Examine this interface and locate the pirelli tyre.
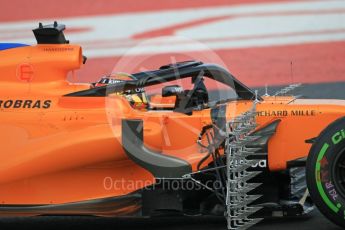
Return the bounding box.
[307,116,345,228]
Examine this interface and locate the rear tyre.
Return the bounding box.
[307,117,345,228]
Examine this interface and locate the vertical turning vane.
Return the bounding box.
[225,102,264,230]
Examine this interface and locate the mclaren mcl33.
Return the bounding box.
[1,22,345,230]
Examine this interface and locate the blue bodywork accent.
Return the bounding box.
[0,43,29,51]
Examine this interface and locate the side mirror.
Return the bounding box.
[162,85,183,97]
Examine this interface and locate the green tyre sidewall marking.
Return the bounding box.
[307,116,345,229]
[315,143,339,213]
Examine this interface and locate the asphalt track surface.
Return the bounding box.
[0,211,340,230]
[0,210,341,230]
[0,82,344,230]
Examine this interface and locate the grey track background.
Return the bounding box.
[1,82,344,230]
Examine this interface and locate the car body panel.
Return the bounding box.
[0,39,344,215]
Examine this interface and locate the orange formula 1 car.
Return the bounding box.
[1,22,345,230]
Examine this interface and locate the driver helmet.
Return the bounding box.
[93,72,148,110]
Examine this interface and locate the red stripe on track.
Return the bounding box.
[74,41,345,87]
[1,0,295,22]
[132,9,345,40]
[133,15,232,39]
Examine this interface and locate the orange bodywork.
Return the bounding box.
[0,44,344,207]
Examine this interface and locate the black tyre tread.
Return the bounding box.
[306,116,345,228]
